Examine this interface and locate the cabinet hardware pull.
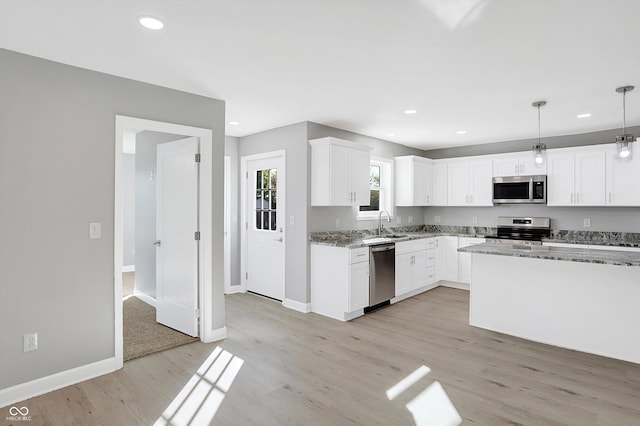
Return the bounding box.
[515,164,518,174]
[609,192,612,203]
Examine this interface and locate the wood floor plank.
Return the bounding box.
[7,287,640,425]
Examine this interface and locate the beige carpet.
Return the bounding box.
[122,272,198,361]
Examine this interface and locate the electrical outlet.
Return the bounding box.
[472,216,478,224]
[583,218,591,228]
[434,216,441,223]
[24,333,38,352]
[335,218,340,229]
[290,215,295,226]
[408,215,413,224]
[397,216,402,225]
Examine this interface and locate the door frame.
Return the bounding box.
[114,115,215,370]
[224,155,231,293]
[240,150,286,296]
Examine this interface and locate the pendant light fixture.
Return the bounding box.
[615,85,635,160]
[532,101,547,166]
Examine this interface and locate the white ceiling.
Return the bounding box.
[1,0,639,150]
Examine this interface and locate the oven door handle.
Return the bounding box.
[529,178,534,201]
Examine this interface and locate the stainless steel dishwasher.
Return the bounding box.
[368,243,395,310]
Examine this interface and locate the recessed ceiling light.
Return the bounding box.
[138,16,164,30]
[456,130,467,135]
[228,121,240,125]
[577,113,592,118]
[388,133,396,137]
[404,109,418,115]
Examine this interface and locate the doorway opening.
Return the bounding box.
[114,116,215,369]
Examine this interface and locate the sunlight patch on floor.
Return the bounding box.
[154,346,244,426]
[387,364,462,426]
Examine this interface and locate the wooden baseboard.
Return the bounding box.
[282,298,312,313]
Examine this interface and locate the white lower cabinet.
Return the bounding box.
[395,239,427,297]
[311,245,369,321]
[458,237,486,284]
[435,236,459,282]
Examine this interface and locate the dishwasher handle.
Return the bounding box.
[370,244,395,252]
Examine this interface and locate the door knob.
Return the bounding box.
[153,240,162,246]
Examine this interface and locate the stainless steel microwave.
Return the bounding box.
[492,175,547,204]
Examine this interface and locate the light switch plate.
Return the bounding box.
[473,216,478,224]
[583,218,591,228]
[89,222,101,239]
[335,218,340,229]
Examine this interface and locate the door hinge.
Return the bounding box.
[195,231,201,240]
[245,272,248,280]
[195,308,201,319]
[245,222,248,230]
[245,171,248,179]
[195,153,201,163]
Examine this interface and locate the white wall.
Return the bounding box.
[122,153,135,267]
[224,136,241,287]
[0,48,226,390]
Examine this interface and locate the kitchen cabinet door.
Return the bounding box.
[447,162,470,206]
[546,152,575,206]
[493,157,521,177]
[458,237,485,284]
[395,252,414,296]
[606,147,640,206]
[574,150,605,205]
[412,250,427,290]
[469,160,493,205]
[351,147,372,206]
[432,162,448,205]
[348,260,370,311]
[436,236,459,282]
[329,144,353,206]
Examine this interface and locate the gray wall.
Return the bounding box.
[238,122,309,303]
[224,136,241,287]
[423,127,640,232]
[424,126,640,159]
[0,48,226,390]
[134,132,188,298]
[122,154,135,267]
[307,122,426,232]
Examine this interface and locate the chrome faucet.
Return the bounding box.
[378,210,391,235]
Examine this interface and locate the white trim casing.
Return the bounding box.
[115,116,219,368]
[0,357,116,409]
[282,298,312,313]
[225,285,245,295]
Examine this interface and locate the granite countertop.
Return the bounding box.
[458,242,640,267]
[309,226,494,248]
[309,225,640,249]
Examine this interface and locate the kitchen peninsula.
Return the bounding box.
[459,243,640,364]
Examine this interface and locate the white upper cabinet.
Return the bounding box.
[606,144,640,206]
[547,147,606,206]
[395,156,431,206]
[493,152,546,177]
[310,137,372,206]
[431,162,448,206]
[447,159,493,206]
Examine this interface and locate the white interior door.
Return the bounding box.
[244,153,285,300]
[156,137,199,337]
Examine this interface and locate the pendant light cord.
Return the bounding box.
[622,89,627,134]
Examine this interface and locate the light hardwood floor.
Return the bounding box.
[8,287,640,425]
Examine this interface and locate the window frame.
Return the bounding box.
[357,156,394,220]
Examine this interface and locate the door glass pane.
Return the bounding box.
[255,168,278,232]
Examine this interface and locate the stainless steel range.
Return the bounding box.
[486,216,551,246]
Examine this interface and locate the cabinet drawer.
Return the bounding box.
[426,266,436,284]
[350,247,370,264]
[396,238,426,255]
[425,238,436,249]
[425,249,436,267]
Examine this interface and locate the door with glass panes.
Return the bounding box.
[245,153,285,300]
